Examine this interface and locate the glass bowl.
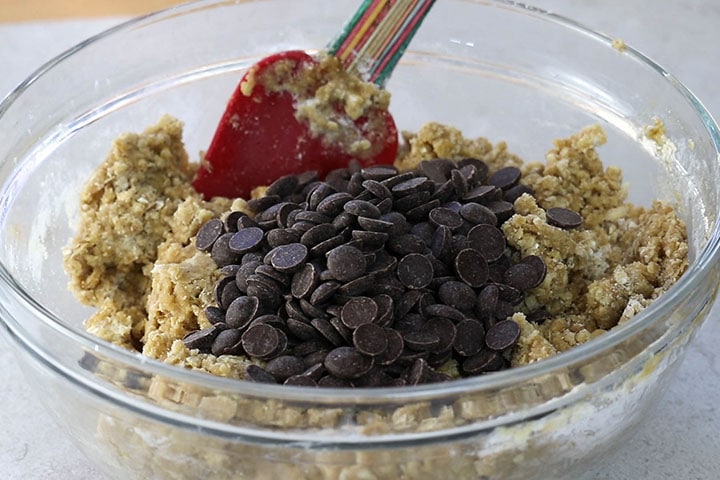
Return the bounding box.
[1,0,718,478]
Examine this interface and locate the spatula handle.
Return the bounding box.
[328,0,436,87]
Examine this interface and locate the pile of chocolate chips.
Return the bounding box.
[184,158,581,388]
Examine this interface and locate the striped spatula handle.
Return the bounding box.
[328,0,437,87]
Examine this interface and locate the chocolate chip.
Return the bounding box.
[454,248,489,287]
[326,244,366,282]
[438,280,476,311]
[237,215,258,229]
[340,296,378,328]
[286,318,320,341]
[300,223,336,247]
[374,329,404,365]
[391,176,431,196]
[265,174,299,198]
[361,179,393,200]
[235,261,261,293]
[467,224,506,261]
[546,207,583,229]
[353,323,388,356]
[424,304,464,322]
[521,255,547,287]
[290,263,319,299]
[276,202,302,228]
[196,218,224,252]
[388,233,427,256]
[217,277,242,310]
[307,182,335,210]
[351,229,389,245]
[284,375,318,387]
[317,375,354,388]
[266,228,301,248]
[225,295,259,330]
[493,299,515,322]
[299,298,328,320]
[293,340,329,358]
[357,216,394,232]
[462,349,505,374]
[428,207,464,230]
[459,202,497,226]
[210,233,241,267]
[485,319,521,351]
[463,185,499,203]
[204,305,225,325]
[486,200,515,223]
[312,192,351,217]
[247,194,281,212]
[373,294,394,327]
[497,283,524,305]
[267,243,308,272]
[453,319,485,357]
[419,159,454,182]
[397,253,434,289]
[224,211,247,232]
[410,221,435,246]
[255,264,289,286]
[361,165,398,181]
[344,199,381,218]
[458,164,480,184]
[324,347,374,379]
[406,358,435,385]
[310,234,346,257]
[309,280,341,305]
[241,324,281,358]
[294,210,332,225]
[228,227,264,254]
[421,317,456,353]
[183,325,222,350]
[476,284,499,318]
[246,364,278,383]
[301,361,326,379]
[394,190,431,212]
[211,328,244,356]
[337,274,375,297]
[394,290,423,319]
[504,184,533,204]
[450,169,468,197]
[405,199,441,221]
[329,316,354,344]
[311,318,345,347]
[527,309,551,324]
[431,179,456,203]
[458,158,489,182]
[503,262,540,291]
[265,355,306,382]
[488,166,521,190]
[403,331,440,352]
[431,225,453,260]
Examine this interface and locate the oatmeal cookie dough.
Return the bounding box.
[64,117,687,373]
[63,116,231,351]
[241,54,391,158]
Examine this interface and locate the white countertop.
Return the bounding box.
[1,1,718,479]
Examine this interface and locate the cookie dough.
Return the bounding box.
[64,116,688,374]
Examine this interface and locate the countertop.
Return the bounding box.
[1,1,718,479]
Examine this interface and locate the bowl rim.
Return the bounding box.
[1,0,719,405]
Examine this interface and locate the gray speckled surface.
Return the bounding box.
[1,1,718,478]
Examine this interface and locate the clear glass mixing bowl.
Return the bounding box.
[0,1,718,479]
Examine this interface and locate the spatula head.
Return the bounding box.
[193,51,398,199]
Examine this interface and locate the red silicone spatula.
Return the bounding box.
[193,0,437,199]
